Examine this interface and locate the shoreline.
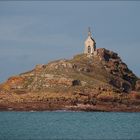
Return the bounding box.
[0,102,140,112]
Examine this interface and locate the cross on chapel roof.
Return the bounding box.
[88,27,92,37]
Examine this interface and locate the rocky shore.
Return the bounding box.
[0,101,140,112]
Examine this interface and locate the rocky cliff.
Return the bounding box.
[0,48,140,111]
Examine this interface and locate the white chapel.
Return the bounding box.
[84,27,96,55]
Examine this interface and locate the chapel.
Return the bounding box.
[84,27,96,55]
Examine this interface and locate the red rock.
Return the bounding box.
[135,80,140,91]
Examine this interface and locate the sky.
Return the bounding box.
[0,1,140,83]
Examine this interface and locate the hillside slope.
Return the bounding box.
[0,48,140,111]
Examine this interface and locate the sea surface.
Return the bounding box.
[0,111,140,140]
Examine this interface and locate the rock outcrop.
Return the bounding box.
[96,48,137,92]
[0,48,140,112]
[135,80,140,91]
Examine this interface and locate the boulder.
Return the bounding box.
[72,80,81,86]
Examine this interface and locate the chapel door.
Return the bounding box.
[88,46,91,53]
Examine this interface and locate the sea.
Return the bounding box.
[0,111,140,140]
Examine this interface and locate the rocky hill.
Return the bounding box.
[0,48,140,112]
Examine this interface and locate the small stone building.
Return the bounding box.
[84,27,96,55]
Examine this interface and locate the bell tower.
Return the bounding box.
[84,27,96,55]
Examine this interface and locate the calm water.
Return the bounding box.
[0,111,140,140]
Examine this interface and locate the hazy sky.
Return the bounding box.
[0,1,140,82]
